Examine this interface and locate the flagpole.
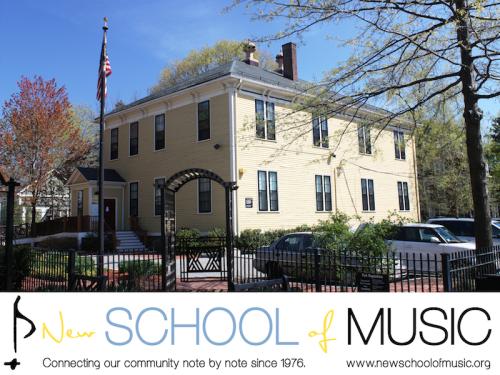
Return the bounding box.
[98,17,108,275]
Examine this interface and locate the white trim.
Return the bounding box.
[196,178,212,214]
[196,99,211,142]
[153,113,166,152]
[153,176,166,217]
[229,86,239,234]
[104,76,235,125]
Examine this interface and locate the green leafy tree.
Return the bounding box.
[150,40,277,93]
[416,106,473,218]
[231,0,500,248]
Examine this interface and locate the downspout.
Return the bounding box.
[228,79,242,235]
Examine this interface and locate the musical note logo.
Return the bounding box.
[4,296,37,370]
[308,309,336,353]
[4,358,20,370]
[13,295,36,353]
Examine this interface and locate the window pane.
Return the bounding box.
[154,178,165,216]
[198,101,210,141]
[399,131,406,159]
[77,190,83,216]
[255,100,265,139]
[368,179,375,211]
[394,130,401,159]
[324,176,332,211]
[269,172,278,211]
[320,117,329,148]
[110,128,119,160]
[361,179,368,211]
[312,117,321,146]
[315,175,324,211]
[258,171,268,211]
[365,126,371,154]
[130,122,138,156]
[266,102,275,140]
[403,182,410,210]
[130,182,138,217]
[155,114,165,150]
[198,178,211,213]
[358,125,365,154]
[398,182,404,211]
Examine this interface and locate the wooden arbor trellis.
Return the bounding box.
[156,168,238,291]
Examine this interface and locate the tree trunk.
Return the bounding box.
[455,0,492,250]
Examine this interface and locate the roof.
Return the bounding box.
[76,167,125,182]
[105,60,401,124]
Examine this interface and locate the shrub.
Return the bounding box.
[176,228,200,240]
[0,245,32,290]
[118,260,158,277]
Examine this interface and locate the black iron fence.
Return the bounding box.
[3,242,500,292]
[20,247,175,292]
[443,246,500,292]
[233,248,444,292]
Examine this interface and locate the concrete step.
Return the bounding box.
[115,231,146,251]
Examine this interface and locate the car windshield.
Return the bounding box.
[434,226,462,243]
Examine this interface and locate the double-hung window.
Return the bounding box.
[315,175,333,211]
[397,181,410,211]
[154,178,166,216]
[155,114,165,150]
[258,171,278,211]
[110,128,119,160]
[312,116,329,148]
[129,182,138,217]
[129,121,139,156]
[197,101,210,141]
[77,190,83,216]
[358,124,372,154]
[255,100,276,140]
[198,178,211,213]
[361,178,376,211]
[394,130,406,160]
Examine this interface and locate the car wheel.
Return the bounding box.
[265,262,283,279]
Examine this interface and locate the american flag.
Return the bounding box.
[96,33,112,101]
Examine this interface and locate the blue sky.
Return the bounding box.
[0,0,497,122]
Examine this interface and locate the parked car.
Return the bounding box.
[385,223,476,273]
[427,218,500,246]
[253,232,404,283]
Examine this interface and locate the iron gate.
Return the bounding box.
[177,237,227,281]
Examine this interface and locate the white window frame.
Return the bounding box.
[255,99,276,141]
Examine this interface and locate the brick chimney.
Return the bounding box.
[242,40,259,67]
[282,42,298,81]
